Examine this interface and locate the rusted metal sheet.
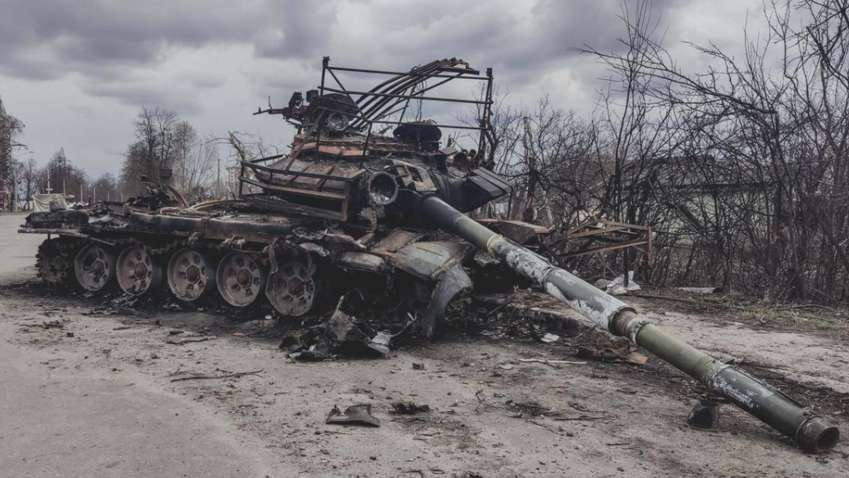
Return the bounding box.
[23,210,89,230]
[127,211,299,243]
[388,241,471,281]
[565,219,652,261]
[339,252,385,272]
[371,229,421,254]
[476,218,551,244]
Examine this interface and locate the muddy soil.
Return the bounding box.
[1,214,848,477]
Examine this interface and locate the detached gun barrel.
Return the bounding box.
[421,196,838,453]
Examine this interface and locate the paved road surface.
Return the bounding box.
[0,214,288,477]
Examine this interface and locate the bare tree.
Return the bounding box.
[1,97,25,210]
[582,0,849,303]
[91,173,118,203]
[39,149,88,202]
[18,157,38,210]
[120,107,181,197]
[172,120,197,192]
[176,135,219,202]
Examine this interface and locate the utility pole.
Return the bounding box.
[61,151,66,196]
[520,116,538,223]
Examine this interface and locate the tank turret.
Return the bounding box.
[247,57,502,224]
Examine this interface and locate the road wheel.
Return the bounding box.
[167,248,215,302]
[73,244,115,292]
[116,244,161,295]
[265,255,317,317]
[216,252,264,307]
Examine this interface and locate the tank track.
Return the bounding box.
[36,236,83,287]
[36,236,186,290]
[35,233,320,315]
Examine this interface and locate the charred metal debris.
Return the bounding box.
[18,57,839,453]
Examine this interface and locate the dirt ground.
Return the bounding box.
[1,213,848,478]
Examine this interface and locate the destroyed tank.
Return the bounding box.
[20,57,839,453]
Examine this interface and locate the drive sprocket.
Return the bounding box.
[36,237,82,287]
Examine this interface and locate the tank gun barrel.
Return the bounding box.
[421,196,839,453]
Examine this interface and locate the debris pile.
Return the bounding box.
[286,297,413,361]
[575,329,648,365]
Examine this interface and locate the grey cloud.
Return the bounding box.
[0,57,58,81]
[0,0,688,91]
[0,0,274,80]
[251,1,339,59]
[81,82,202,115]
[184,73,227,90]
[246,1,687,89]
[0,0,755,181]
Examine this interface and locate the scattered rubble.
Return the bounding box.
[605,271,641,295]
[518,358,586,367]
[18,319,66,330]
[170,369,264,383]
[166,335,214,346]
[575,329,648,365]
[687,399,721,429]
[390,401,431,415]
[505,400,553,418]
[540,333,560,343]
[326,404,381,427]
[286,296,418,361]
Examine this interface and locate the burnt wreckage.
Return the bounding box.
[19,57,839,453]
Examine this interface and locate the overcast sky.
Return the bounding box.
[0,0,763,179]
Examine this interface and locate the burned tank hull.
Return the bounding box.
[20,58,511,331]
[19,57,839,453]
[21,198,512,328]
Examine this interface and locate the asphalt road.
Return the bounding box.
[0,214,289,478]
